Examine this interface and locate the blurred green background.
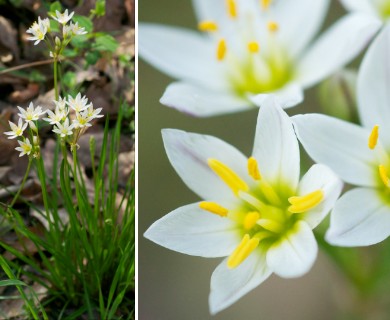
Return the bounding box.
[139,1,354,319]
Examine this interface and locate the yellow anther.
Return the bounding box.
[199,201,228,217]
[243,211,260,230]
[198,20,218,32]
[216,39,227,61]
[267,21,279,33]
[227,234,259,269]
[247,41,260,54]
[379,165,390,187]
[368,125,379,150]
[226,0,237,18]
[208,158,249,195]
[261,0,272,10]
[247,157,261,180]
[257,219,284,233]
[288,190,324,213]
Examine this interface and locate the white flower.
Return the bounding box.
[26,17,50,45]
[293,25,390,247]
[84,104,103,120]
[54,97,68,112]
[52,118,74,137]
[340,0,389,22]
[17,102,46,123]
[139,0,380,117]
[4,118,28,139]
[43,107,67,125]
[15,138,33,157]
[67,93,90,113]
[69,22,87,35]
[72,111,93,128]
[51,9,74,24]
[145,102,342,314]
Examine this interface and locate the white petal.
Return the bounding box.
[326,188,390,246]
[293,114,385,187]
[297,164,343,228]
[267,221,317,278]
[144,203,240,257]
[160,82,251,117]
[339,0,379,17]
[162,129,249,203]
[139,23,225,88]
[358,24,390,150]
[209,251,271,315]
[248,83,304,109]
[297,13,381,88]
[252,100,300,190]
[271,0,330,57]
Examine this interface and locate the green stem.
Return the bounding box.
[9,159,32,209]
[54,58,59,100]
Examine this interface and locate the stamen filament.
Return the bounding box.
[199,201,228,217]
[379,165,390,187]
[243,211,260,230]
[198,20,218,32]
[288,190,324,213]
[238,191,268,212]
[257,218,284,233]
[247,157,261,180]
[368,125,379,150]
[226,0,237,18]
[227,234,259,269]
[208,158,249,195]
[259,180,282,206]
[217,39,227,61]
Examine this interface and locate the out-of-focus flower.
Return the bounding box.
[17,102,45,124]
[4,119,28,139]
[53,118,74,138]
[50,9,74,25]
[69,22,87,36]
[26,17,50,45]
[145,102,342,313]
[15,138,33,157]
[139,0,380,116]
[67,93,90,113]
[293,25,390,247]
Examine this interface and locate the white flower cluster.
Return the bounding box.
[4,94,102,157]
[26,9,87,56]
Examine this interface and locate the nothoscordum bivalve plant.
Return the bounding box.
[340,0,390,22]
[139,0,380,116]
[144,102,342,314]
[293,25,390,247]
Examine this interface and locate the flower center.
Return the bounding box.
[199,156,323,269]
[198,0,293,97]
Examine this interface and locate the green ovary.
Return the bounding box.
[227,49,293,97]
[379,0,390,18]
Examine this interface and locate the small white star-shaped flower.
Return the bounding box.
[15,138,33,157]
[51,9,74,25]
[4,118,28,139]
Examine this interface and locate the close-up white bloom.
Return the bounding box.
[67,93,90,113]
[4,118,28,139]
[52,118,75,138]
[293,25,390,247]
[51,9,74,25]
[139,0,380,116]
[26,17,50,45]
[84,104,103,120]
[145,102,342,314]
[15,138,33,157]
[17,102,46,123]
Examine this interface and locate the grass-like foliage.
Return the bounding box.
[1,104,135,318]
